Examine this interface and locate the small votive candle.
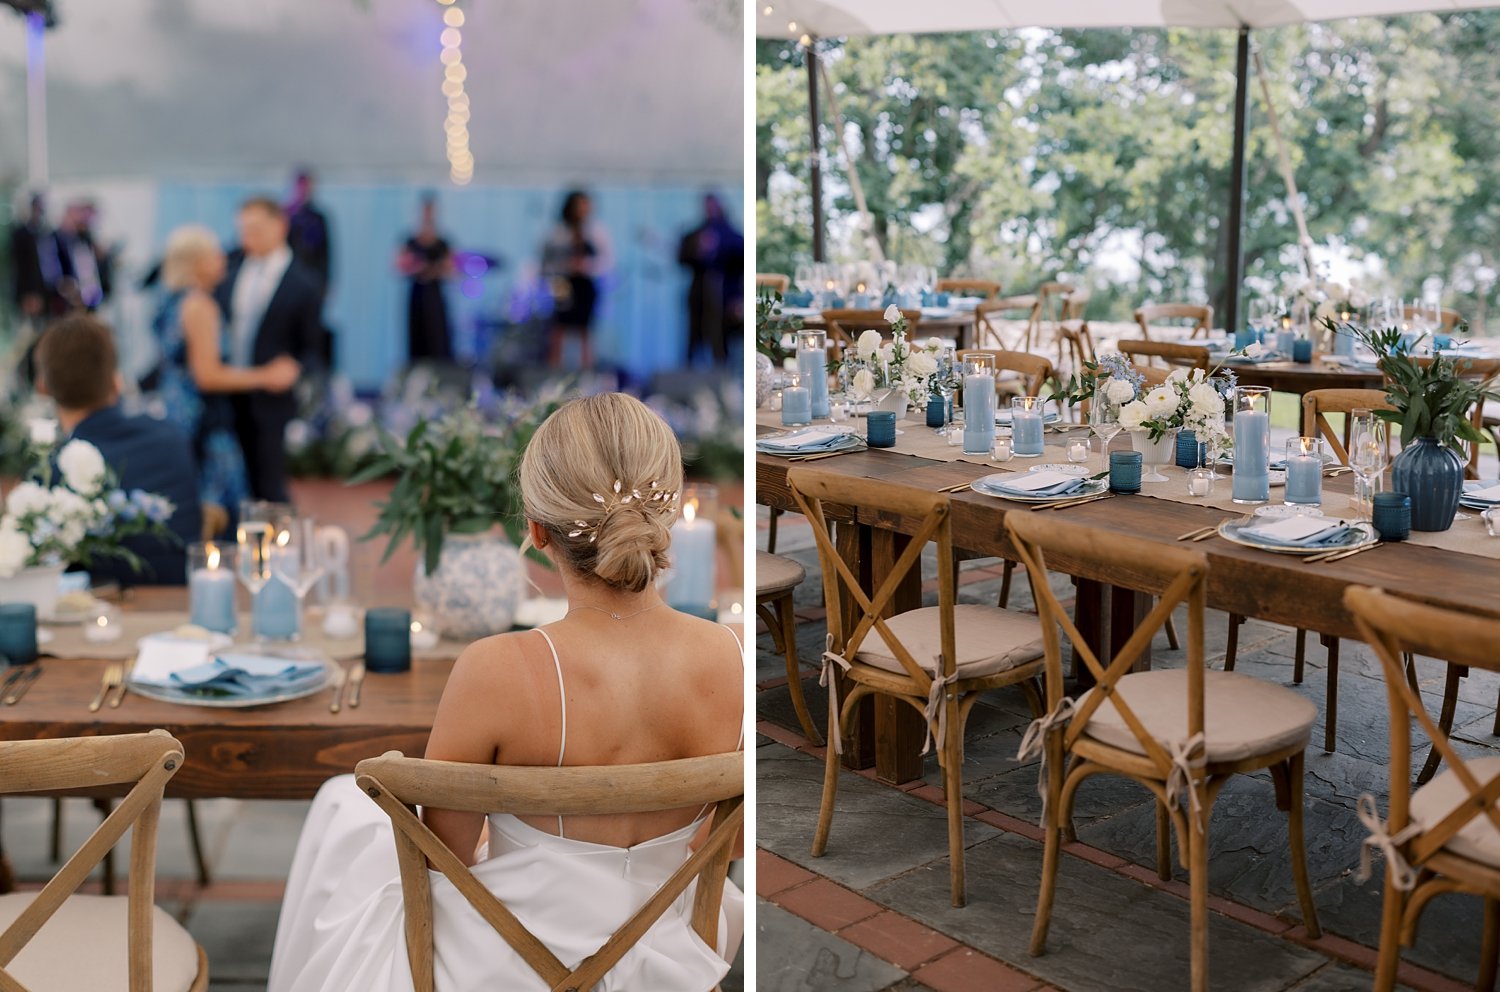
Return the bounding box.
[1067,438,1089,463]
[1188,467,1215,497]
[321,602,359,640]
[1483,507,1500,538]
[83,605,122,643]
[991,437,1013,462]
[947,422,965,446]
[410,616,440,651]
[781,373,811,426]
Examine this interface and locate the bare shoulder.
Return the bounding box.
[179,291,218,326]
[448,629,542,689]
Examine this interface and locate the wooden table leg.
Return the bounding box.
[871,528,927,785]
[1072,578,1153,690]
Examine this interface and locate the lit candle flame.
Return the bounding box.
[206,545,220,570]
[683,501,697,525]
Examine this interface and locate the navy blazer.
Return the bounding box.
[69,406,202,587]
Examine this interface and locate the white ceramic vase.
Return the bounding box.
[874,389,909,416]
[0,562,67,620]
[1135,429,1178,484]
[413,532,525,640]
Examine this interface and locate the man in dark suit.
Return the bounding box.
[285,170,336,366]
[215,195,323,503]
[7,193,51,321]
[48,198,113,314]
[34,314,201,586]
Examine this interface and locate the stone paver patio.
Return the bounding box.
[755,506,1496,992]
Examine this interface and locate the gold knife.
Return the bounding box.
[347,662,366,709]
[329,665,348,714]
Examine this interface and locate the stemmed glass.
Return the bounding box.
[793,263,815,299]
[1349,417,1388,520]
[934,348,957,434]
[238,500,295,639]
[1089,386,1123,455]
[271,518,327,640]
[1247,298,1272,342]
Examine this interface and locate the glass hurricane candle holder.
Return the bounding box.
[780,372,811,426]
[796,329,830,419]
[1284,437,1325,506]
[1231,386,1272,504]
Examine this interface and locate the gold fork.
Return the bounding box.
[1177,525,1216,541]
[109,657,134,708]
[89,664,122,713]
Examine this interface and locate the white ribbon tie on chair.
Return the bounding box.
[1164,732,1208,831]
[820,634,853,755]
[1016,696,1076,825]
[921,657,957,758]
[1354,792,1421,891]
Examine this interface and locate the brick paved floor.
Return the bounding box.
[756,506,1497,992]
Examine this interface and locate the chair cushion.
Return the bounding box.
[0,893,200,992]
[756,552,806,597]
[1079,668,1316,763]
[1409,755,1500,869]
[852,604,1044,679]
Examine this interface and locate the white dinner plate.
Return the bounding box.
[969,476,1108,504]
[1216,519,1376,556]
[1026,463,1090,477]
[125,645,334,709]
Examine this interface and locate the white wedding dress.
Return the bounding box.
[268,627,744,992]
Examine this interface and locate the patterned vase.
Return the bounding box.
[755,353,777,408]
[0,562,66,620]
[1175,429,1203,469]
[413,531,525,640]
[875,389,909,417]
[1391,435,1464,532]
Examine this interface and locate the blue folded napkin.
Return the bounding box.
[1241,517,1359,548]
[978,472,1087,498]
[169,653,326,697]
[756,427,859,454]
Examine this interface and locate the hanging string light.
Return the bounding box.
[437,1,472,185]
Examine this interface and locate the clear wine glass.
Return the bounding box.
[934,349,956,435]
[272,518,327,638]
[1350,420,1388,520]
[794,263,815,297]
[236,520,273,598]
[1090,388,1123,453]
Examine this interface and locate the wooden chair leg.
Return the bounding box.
[998,560,1015,608]
[1029,736,1064,956]
[777,594,822,745]
[1493,686,1500,737]
[1165,614,1180,651]
[1323,635,1340,754]
[1155,799,1172,881]
[1417,663,1464,786]
[1188,798,1210,992]
[1480,898,1500,992]
[185,800,212,888]
[1224,614,1244,671]
[941,699,966,908]
[1293,629,1307,684]
[811,688,844,858]
[1373,875,1405,992]
[92,798,115,895]
[766,508,781,554]
[1285,753,1322,938]
[1404,651,1420,696]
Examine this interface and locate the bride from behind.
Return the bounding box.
[268,393,744,991]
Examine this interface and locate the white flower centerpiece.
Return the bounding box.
[844,305,944,415]
[1116,350,1250,480]
[0,420,177,615]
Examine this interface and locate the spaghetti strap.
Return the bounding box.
[534,628,568,837]
[725,624,746,750]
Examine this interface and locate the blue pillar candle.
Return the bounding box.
[364,607,412,673]
[962,372,996,454]
[252,570,300,640]
[1332,324,1356,358]
[780,377,812,426]
[189,568,238,635]
[1283,437,1324,505]
[1276,329,1297,358]
[0,604,38,666]
[1231,387,1271,504]
[665,486,717,614]
[796,330,830,418]
[1010,397,1045,457]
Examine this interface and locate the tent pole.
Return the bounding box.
[1224,26,1250,336]
[806,38,825,263]
[25,11,48,188]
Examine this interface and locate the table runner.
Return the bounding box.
[756,409,1500,560]
[41,608,468,663]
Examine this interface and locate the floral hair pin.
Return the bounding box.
[566,480,680,543]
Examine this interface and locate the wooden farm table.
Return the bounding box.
[4,589,441,800]
[1217,356,1384,396]
[757,424,1500,784]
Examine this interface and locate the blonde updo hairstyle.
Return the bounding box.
[160,224,222,291]
[518,393,684,593]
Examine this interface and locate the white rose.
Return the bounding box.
[0,519,30,578]
[1143,386,1177,418]
[852,369,875,398]
[1167,366,1190,383]
[907,351,938,378]
[28,419,57,446]
[1104,378,1136,404]
[1188,382,1223,418]
[879,343,895,363]
[857,330,883,361]
[48,488,93,524]
[925,337,943,352]
[883,304,902,324]
[56,440,107,495]
[4,481,50,518]
[1118,401,1147,431]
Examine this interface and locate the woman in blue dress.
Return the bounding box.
[153,225,300,534]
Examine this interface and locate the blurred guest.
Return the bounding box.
[157,225,300,527]
[541,190,613,368]
[396,193,455,362]
[286,168,336,366]
[677,193,743,367]
[48,198,113,313]
[216,196,322,503]
[34,314,201,586]
[7,193,52,322]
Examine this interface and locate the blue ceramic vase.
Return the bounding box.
[1390,436,1464,532]
[926,394,946,428]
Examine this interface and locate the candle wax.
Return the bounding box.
[1284,455,1322,504]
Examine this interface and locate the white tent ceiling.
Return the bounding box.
[755,0,1500,36]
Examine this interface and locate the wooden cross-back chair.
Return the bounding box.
[356,750,744,992]
[1400,304,1465,333]
[933,277,1001,299]
[788,469,1045,907]
[1117,339,1211,372]
[955,349,1055,400]
[1005,514,1320,992]
[754,273,790,295]
[1135,303,1213,341]
[1026,282,1085,366]
[820,308,922,350]
[0,732,207,992]
[973,295,1041,351]
[1346,587,1500,992]
[1059,324,1098,421]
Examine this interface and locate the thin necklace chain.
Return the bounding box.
[566,602,668,622]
